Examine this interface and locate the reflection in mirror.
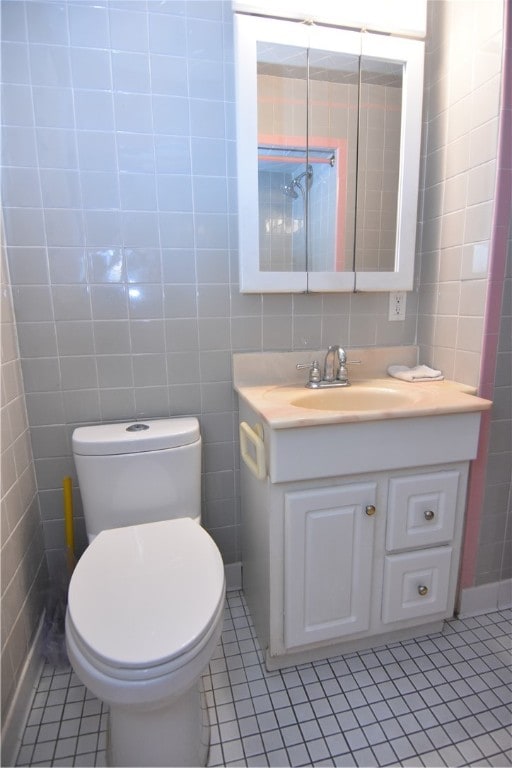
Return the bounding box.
[356,58,403,272]
[257,42,308,272]
[258,148,332,272]
[307,48,358,275]
[256,42,359,274]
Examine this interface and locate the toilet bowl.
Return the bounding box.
[66,417,225,766]
[66,518,225,767]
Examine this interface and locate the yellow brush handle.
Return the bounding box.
[63,476,74,552]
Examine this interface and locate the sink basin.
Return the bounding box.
[243,375,490,427]
[288,384,422,412]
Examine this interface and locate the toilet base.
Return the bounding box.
[107,676,210,767]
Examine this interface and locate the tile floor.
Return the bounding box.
[15,591,512,767]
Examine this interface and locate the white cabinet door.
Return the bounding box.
[284,483,376,649]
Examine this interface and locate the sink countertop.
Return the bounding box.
[235,377,493,429]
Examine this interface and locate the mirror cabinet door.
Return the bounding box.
[236,16,309,292]
[257,41,309,275]
[353,33,423,292]
[355,56,403,275]
[305,25,364,292]
[305,45,359,287]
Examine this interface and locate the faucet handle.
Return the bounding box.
[296,360,322,385]
[336,359,361,383]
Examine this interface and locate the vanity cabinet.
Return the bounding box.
[238,400,473,669]
[283,468,463,652]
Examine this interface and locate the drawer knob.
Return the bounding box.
[418,585,429,596]
[365,505,376,516]
[424,510,435,521]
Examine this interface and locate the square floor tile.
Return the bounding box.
[13,597,512,768]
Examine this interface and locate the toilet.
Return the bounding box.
[65,418,225,768]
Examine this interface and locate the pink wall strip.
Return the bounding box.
[459,0,512,591]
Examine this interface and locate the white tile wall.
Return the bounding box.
[417,0,504,388]
[1,237,48,717]
[1,0,417,577]
[418,0,509,589]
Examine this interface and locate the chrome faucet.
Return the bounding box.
[324,345,348,384]
[297,345,360,388]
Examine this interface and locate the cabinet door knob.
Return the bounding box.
[424,510,435,521]
[365,505,376,516]
[418,585,429,596]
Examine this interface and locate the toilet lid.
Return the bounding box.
[67,518,225,670]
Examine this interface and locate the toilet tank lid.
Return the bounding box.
[73,418,200,455]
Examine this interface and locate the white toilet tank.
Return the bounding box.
[72,418,201,541]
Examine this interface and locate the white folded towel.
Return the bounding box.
[387,364,444,382]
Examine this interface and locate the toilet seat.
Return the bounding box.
[67,518,225,673]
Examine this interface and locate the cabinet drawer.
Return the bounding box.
[386,470,460,552]
[382,546,452,624]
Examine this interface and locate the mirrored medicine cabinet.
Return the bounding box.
[234,14,424,293]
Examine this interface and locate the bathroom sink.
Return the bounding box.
[289,384,420,412]
[236,362,491,430]
[261,380,423,414]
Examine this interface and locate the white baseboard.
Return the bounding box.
[225,562,242,592]
[1,614,45,768]
[458,578,512,618]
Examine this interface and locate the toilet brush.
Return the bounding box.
[41,477,76,666]
[63,476,76,574]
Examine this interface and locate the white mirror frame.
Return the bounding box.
[234,13,424,293]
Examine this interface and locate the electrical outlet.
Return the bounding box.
[388,291,406,321]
